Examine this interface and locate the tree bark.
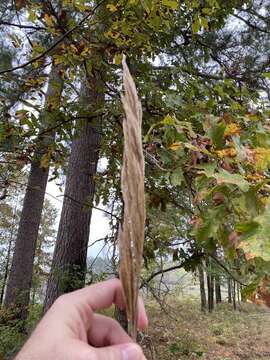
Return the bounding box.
[198,262,207,311]
[112,222,129,330]
[4,64,63,320]
[114,306,128,332]
[237,282,240,305]
[232,279,236,310]
[240,284,243,302]
[31,238,42,305]
[215,274,222,304]
[206,259,214,312]
[0,229,13,307]
[43,73,103,312]
[228,278,232,304]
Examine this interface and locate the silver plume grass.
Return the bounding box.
[119,55,145,340]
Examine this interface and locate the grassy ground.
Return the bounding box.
[1,297,270,360]
[140,297,270,360]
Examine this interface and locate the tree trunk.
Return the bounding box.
[43,73,103,312]
[112,222,129,331]
[228,278,232,304]
[240,284,243,302]
[206,259,214,312]
[198,262,207,311]
[0,229,13,307]
[31,238,42,305]
[215,274,222,304]
[114,306,128,332]
[232,279,236,310]
[237,282,240,305]
[0,192,19,307]
[4,64,64,320]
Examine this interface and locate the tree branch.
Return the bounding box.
[233,13,268,34]
[8,179,119,221]
[152,65,223,81]
[140,255,200,287]
[0,0,106,75]
[209,254,247,287]
[0,21,46,30]
[59,194,121,220]
[88,236,113,248]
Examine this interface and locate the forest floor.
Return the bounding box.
[2,296,270,360]
[141,297,270,360]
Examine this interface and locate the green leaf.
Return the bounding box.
[214,84,225,97]
[114,53,122,65]
[195,162,217,177]
[8,34,22,48]
[196,219,218,243]
[175,121,196,139]
[263,72,270,79]
[202,7,211,14]
[192,18,200,33]
[165,93,183,108]
[239,201,270,261]
[170,168,183,186]
[241,282,258,300]
[162,114,176,126]
[200,16,209,30]
[235,221,260,237]
[208,122,225,149]
[213,169,249,192]
[162,0,178,10]
[191,0,200,8]
[106,4,117,12]
[244,187,264,217]
[164,127,176,145]
[28,9,37,22]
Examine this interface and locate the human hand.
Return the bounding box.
[15,279,148,360]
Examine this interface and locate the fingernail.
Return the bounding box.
[121,343,141,360]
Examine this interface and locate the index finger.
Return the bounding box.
[68,278,148,329]
[70,279,125,310]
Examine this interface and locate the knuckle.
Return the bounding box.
[54,293,70,306]
[108,317,121,330]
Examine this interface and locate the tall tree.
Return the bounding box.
[44,70,103,311]
[0,200,18,306]
[215,274,222,304]
[206,259,214,312]
[4,63,64,319]
[228,278,232,304]
[31,199,57,304]
[198,261,207,311]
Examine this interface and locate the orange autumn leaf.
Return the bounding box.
[15,0,28,10]
[260,197,268,207]
[244,251,257,260]
[253,148,270,170]
[169,142,182,151]
[44,14,54,27]
[224,123,241,137]
[246,173,265,182]
[216,147,237,158]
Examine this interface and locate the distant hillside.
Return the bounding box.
[87,256,112,275]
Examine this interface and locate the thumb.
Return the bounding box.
[94,343,145,360]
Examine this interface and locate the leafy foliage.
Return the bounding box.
[1,0,270,356]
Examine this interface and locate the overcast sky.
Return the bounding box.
[46,180,110,258]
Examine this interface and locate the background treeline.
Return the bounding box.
[1,0,270,358]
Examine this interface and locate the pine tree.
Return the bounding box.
[4,64,64,319]
[44,71,103,311]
